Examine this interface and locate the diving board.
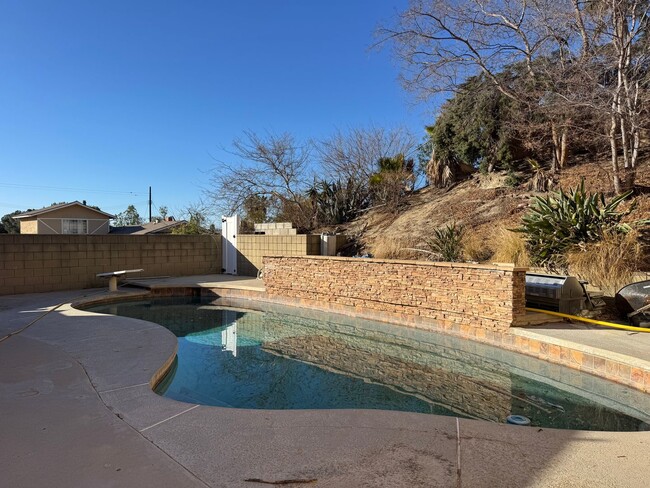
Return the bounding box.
[96,269,144,292]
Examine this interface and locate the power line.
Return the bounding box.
[0,201,31,211]
[0,182,142,196]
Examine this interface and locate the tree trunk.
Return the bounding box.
[550,122,568,173]
[610,0,638,192]
[551,123,560,174]
[559,127,568,168]
[610,112,622,195]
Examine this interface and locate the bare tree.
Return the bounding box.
[206,131,314,229]
[380,0,568,97]
[590,0,649,192]
[318,126,417,181]
[172,200,213,234]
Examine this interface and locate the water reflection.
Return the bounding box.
[87,297,650,431]
[221,321,237,357]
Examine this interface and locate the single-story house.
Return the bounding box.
[14,201,115,235]
[109,217,187,235]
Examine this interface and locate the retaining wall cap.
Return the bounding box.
[263,255,528,272]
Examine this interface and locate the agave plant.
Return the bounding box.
[517,180,644,267]
[426,222,465,262]
[306,178,369,226]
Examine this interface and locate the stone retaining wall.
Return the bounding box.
[0,234,221,295]
[263,256,527,330]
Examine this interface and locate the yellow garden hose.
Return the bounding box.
[525,307,650,333]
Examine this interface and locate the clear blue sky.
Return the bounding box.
[0,0,430,223]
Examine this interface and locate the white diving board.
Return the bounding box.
[96,269,144,292]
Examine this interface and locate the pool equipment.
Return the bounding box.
[525,273,586,315]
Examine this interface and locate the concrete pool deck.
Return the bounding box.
[1,279,650,486]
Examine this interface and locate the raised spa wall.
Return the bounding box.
[262,256,528,331]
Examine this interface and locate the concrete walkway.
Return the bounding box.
[1,287,650,487]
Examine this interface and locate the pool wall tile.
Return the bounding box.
[549,344,561,360]
[606,360,620,378]
[618,364,631,383]
[630,368,644,388]
[593,357,607,374]
[580,354,594,372]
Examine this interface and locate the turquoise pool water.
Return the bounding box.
[88,297,650,431]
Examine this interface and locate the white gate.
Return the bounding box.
[221,215,240,275]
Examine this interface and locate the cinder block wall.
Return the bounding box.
[237,234,320,276]
[0,234,221,295]
[263,256,527,330]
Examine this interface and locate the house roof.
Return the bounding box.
[109,219,187,235]
[14,201,115,219]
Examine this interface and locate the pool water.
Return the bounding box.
[88,297,650,431]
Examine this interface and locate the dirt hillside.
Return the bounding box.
[342,159,650,267]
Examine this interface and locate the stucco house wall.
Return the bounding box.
[19,219,38,234]
[16,202,113,235]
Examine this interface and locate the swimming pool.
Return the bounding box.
[88,296,650,431]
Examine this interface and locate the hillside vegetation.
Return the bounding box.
[350,160,650,253]
[344,159,649,294]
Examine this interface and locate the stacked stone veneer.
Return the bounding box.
[263,256,527,330]
[0,234,221,295]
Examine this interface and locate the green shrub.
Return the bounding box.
[517,180,639,267]
[504,170,522,188]
[427,222,465,262]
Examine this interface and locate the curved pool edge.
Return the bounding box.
[3,287,650,487]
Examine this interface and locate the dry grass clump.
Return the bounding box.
[566,231,643,295]
[491,227,531,267]
[463,232,494,262]
[370,235,423,260]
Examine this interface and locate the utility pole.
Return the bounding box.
[148,186,152,223]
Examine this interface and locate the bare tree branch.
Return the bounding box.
[205,131,313,228]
